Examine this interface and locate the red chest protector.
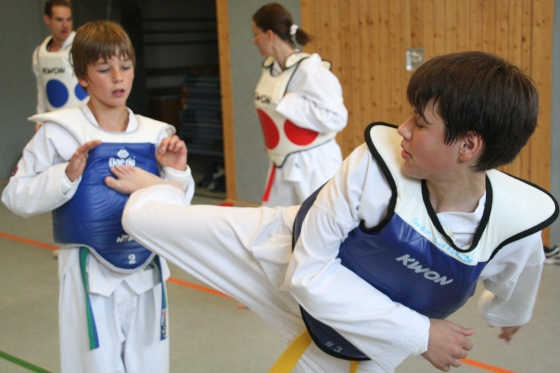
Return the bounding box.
[254,52,336,167]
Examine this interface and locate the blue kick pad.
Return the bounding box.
[53,142,159,270]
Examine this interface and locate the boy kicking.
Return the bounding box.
[107,51,557,372]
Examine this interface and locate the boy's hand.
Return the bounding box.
[498,326,521,345]
[105,165,178,194]
[421,319,474,372]
[65,140,102,182]
[156,135,187,171]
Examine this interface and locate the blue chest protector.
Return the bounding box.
[292,122,559,361]
[53,142,159,273]
[293,185,488,360]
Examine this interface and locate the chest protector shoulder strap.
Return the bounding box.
[292,122,559,360]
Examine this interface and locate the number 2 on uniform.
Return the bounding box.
[128,254,136,264]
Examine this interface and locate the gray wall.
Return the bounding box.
[0,0,111,180]
[227,0,300,203]
[0,1,48,179]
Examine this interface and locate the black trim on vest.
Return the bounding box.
[362,122,559,261]
[300,305,368,361]
[282,57,307,97]
[262,56,274,68]
[421,177,493,253]
[361,122,398,233]
[274,139,336,169]
[261,52,331,97]
[488,172,559,261]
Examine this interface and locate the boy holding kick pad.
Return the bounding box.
[3,21,194,373]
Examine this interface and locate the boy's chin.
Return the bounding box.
[401,165,421,180]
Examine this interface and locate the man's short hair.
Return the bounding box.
[44,0,71,18]
[407,51,539,171]
[72,21,136,81]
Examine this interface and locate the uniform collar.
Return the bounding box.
[262,50,309,69]
[80,105,137,132]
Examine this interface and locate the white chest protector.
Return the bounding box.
[30,107,173,145]
[254,52,337,167]
[30,108,174,273]
[36,35,89,111]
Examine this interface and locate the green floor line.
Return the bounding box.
[0,350,52,373]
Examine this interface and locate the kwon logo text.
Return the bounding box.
[43,67,65,75]
[254,92,271,104]
[396,254,453,285]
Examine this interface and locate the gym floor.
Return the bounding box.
[0,183,559,373]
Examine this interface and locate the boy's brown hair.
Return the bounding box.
[407,51,538,171]
[71,21,136,81]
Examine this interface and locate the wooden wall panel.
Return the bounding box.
[300,0,554,242]
[358,0,371,147]
[216,0,237,201]
[531,0,554,187]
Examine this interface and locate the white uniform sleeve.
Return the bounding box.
[2,123,81,217]
[160,166,195,203]
[286,144,430,372]
[276,53,348,133]
[32,45,47,115]
[478,232,544,327]
[154,129,196,201]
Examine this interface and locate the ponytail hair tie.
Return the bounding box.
[289,24,299,36]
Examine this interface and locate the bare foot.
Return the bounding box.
[105,165,169,194]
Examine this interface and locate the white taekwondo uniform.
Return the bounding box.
[2,105,195,373]
[121,124,554,372]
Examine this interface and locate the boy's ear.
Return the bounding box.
[459,131,483,163]
[43,14,51,26]
[77,76,89,89]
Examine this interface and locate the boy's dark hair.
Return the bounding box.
[253,2,311,46]
[407,51,538,171]
[72,21,136,82]
[44,0,71,18]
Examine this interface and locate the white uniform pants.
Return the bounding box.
[59,258,169,373]
[123,193,388,373]
[262,140,342,207]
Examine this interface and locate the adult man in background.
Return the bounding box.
[33,0,88,131]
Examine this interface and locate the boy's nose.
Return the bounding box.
[112,67,124,81]
[397,117,413,139]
